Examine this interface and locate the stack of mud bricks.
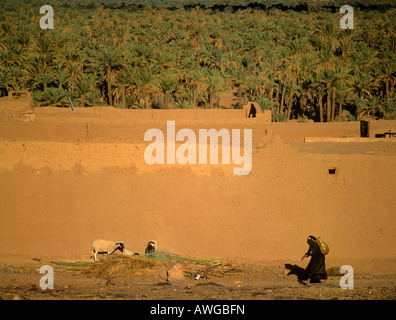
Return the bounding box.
[0,91,35,122]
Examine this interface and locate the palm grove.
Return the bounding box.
[0,0,395,122]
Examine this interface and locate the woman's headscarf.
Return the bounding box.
[307,235,317,246]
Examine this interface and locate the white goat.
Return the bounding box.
[90,239,124,261]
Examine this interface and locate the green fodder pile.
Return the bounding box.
[31,258,95,272]
[142,251,221,265]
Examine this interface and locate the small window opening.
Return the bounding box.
[328,168,336,175]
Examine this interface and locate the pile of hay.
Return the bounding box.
[33,251,223,279]
[82,255,169,278]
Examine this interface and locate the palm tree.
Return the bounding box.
[34,88,69,107]
[183,69,202,108]
[34,72,54,90]
[203,68,225,109]
[94,47,124,106]
[200,45,226,72]
[154,50,176,70]
[311,71,326,122]
[16,27,31,48]
[284,82,302,121]
[85,91,102,107]
[350,42,379,74]
[65,62,82,93]
[377,63,396,100]
[133,43,154,68]
[334,81,349,120]
[134,68,155,109]
[233,70,249,107]
[114,70,133,108]
[363,95,383,117]
[336,29,354,65]
[314,19,340,50]
[316,87,326,123]
[380,97,396,120]
[157,71,178,109]
[0,67,15,96]
[348,71,377,101]
[53,69,70,89]
[35,33,55,72]
[277,66,288,116]
[25,55,46,89]
[76,75,91,107]
[8,66,28,91]
[0,43,22,68]
[315,67,340,121]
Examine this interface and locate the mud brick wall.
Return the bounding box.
[0,92,35,122]
[369,120,396,137]
[0,109,35,122]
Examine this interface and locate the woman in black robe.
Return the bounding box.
[301,235,327,283]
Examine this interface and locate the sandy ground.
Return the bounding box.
[1,254,395,301]
[1,108,395,301]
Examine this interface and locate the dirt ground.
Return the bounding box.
[1,107,395,301]
[1,254,395,301]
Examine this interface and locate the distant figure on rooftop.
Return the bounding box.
[248,102,256,118]
[243,101,261,118]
